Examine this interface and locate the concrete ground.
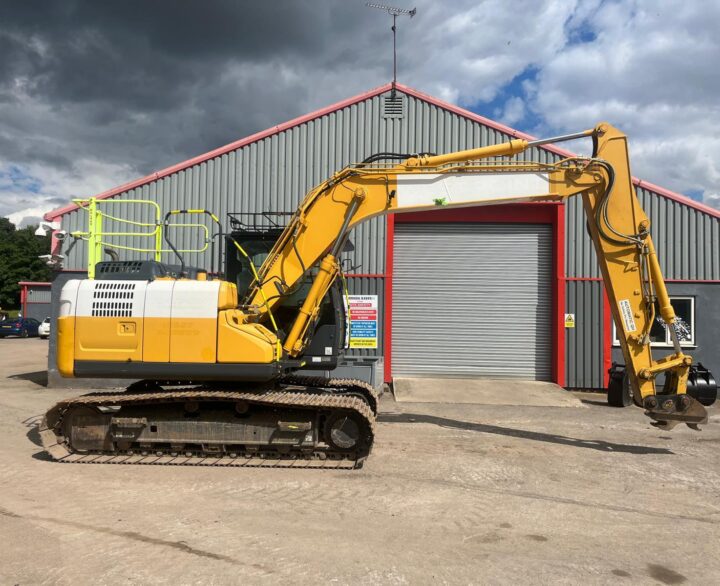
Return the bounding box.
[1,338,719,585]
[393,377,583,407]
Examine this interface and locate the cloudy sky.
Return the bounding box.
[1,0,719,226]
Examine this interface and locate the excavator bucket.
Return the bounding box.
[686,363,718,406]
[608,362,716,429]
[645,394,710,430]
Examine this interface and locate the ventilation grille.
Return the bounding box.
[91,282,137,317]
[382,94,405,118]
[97,261,144,275]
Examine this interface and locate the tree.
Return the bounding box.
[0,218,53,308]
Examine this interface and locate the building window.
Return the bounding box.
[613,296,695,347]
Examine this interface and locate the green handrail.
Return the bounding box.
[71,198,212,278]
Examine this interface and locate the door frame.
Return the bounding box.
[384,202,565,384]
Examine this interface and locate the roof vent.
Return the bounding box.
[382,94,404,118]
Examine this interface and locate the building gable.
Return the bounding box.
[46,82,719,280]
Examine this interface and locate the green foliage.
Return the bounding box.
[0,218,52,308]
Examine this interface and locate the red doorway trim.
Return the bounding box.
[602,286,612,388]
[384,202,565,385]
[384,214,395,384]
[554,204,566,386]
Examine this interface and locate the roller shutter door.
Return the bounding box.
[392,223,553,379]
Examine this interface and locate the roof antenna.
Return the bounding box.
[366,3,416,98]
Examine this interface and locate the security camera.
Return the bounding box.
[54,230,68,241]
[35,221,60,237]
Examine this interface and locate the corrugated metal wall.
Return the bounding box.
[24,285,52,322]
[55,88,720,386]
[58,90,559,274]
[565,280,605,389]
[564,186,719,388]
[565,187,720,280]
[57,89,561,366]
[27,287,52,304]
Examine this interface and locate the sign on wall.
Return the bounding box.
[346,295,378,349]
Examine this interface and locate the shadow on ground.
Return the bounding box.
[23,416,54,460]
[378,412,672,455]
[579,398,612,406]
[9,370,48,387]
[23,415,44,447]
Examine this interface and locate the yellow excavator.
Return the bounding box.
[40,122,716,468]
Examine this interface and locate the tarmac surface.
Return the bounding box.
[1,337,719,585]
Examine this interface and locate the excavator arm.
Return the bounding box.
[245,122,709,429]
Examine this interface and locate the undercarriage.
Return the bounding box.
[40,377,377,469]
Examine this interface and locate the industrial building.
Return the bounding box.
[18,281,51,322]
[43,83,720,389]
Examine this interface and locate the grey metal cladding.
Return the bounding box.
[25,303,51,322]
[565,186,720,279]
[58,90,560,273]
[27,287,52,304]
[565,280,605,389]
[564,196,599,279]
[58,87,718,284]
[61,96,406,273]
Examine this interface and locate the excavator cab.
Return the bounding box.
[225,216,347,371]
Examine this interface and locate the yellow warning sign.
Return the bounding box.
[564,313,575,328]
[349,338,378,348]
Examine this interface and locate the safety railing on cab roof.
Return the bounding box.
[68,197,219,279]
[227,211,293,233]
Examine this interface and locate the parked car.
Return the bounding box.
[0,317,41,338]
[38,317,51,339]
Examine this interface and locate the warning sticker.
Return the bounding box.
[346,295,378,349]
[618,299,637,332]
[564,313,575,328]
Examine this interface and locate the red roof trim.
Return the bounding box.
[632,178,720,216]
[18,281,51,287]
[45,81,720,220]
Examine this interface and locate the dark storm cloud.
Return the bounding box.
[4,1,316,109]
[4,0,595,222]
[5,0,716,221]
[0,0,386,179]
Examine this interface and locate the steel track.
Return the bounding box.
[39,379,377,469]
[280,375,379,414]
